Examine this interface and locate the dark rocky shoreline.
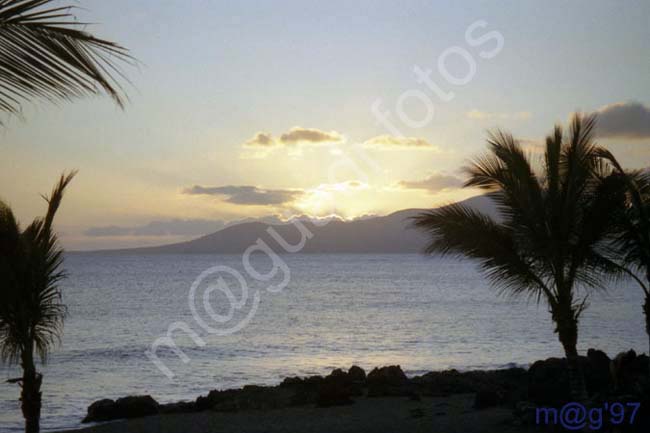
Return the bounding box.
[82,349,650,431]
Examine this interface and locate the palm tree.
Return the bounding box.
[595,148,650,378]
[0,171,76,433]
[412,114,625,400]
[0,0,132,121]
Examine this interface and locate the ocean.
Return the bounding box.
[0,253,646,431]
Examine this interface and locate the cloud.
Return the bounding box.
[84,219,226,237]
[242,127,343,149]
[314,180,369,192]
[244,132,276,148]
[184,185,303,206]
[594,101,650,139]
[398,173,464,193]
[279,127,343,145]
[466,110,532,120]
[362,135,439,151]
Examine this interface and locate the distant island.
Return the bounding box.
[84,196,496,254]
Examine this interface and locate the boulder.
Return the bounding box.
[114,396,159,419]
[316,368,359,407]
[304,375,325,386]
[287,375,324,406]
[235,385,291,411]
[83,395,159,423]
[411,368,526,401]
[83,399,118,423]
[195,389,239,411]
[280,376,303,388]
[326,368,363,396]
[367,365,407,385]
[527,357,571,404]
[612,350,649,393]
[366,365,411,397]
[196,386,291,412]
[527,355,612,404]
[411,369,472,396]
[159,401,197,414]
[586,348,611,396]
[316,380,354,407]
[289,386,317,406]
[348,365,366,383]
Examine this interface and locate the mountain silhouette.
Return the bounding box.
[95,195,496,254]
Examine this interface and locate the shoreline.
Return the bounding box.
[51,349,649,433]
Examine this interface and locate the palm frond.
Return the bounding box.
[414,114,631,325]
[0,199,23,363]
[41,170,76,233]
[0,0,133,120]
[465,130,547,253]
[595,148,650,296]
[0,171,74,365]
[411,204,552,303]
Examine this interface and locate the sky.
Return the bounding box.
[1,0,650,250]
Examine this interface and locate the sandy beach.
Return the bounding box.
[54,394,530,433]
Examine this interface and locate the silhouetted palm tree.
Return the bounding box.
[413,115,624,400]
[0,171,76,433]
[0,1,132,121]
[596,148,650,377]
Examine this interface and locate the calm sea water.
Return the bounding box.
[0,253,647,431]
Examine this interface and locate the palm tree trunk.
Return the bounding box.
[21,350,42,433]
[563,345,588,402]
[643,295,650,383]
[556,311,588,401]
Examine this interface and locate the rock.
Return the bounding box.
[195,395,211,411]
[329,368,364,395]
[304,375,325,386]
[316,368,358,407]
[473,389,501,409]
[316,380,354,407]
[527,351,643,404]
[237,385,290,410]
[280,376,303,388]
[83,399,117,423]
[289,386,317,406]
[411,368,526,401]
[367,365,410,397]
[284,368,367,407]
[367,365,407,385]
[195,389,239,411]
[114,396,159,419]
[613,350,649,393]
[348,366,366,383]
[586,348,611,396]
[196,390,220,411]
[159,401,196,414]
[287,375,324,406]
[212,399,240,412]
[83,395,159,423]
[196,386,292,412]
[527,357,571,404]
[411,369,469,396]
